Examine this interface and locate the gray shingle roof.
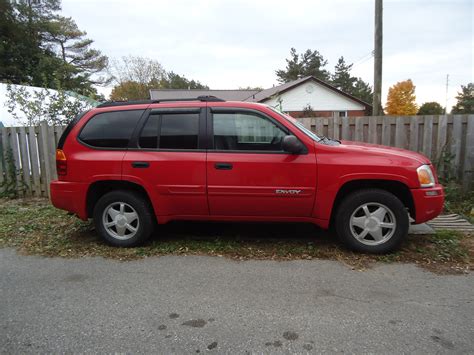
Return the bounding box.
[149,89,259,101]
[149,76,371,108]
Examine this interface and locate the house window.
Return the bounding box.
[338,111,347,117]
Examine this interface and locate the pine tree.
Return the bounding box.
[451,83,473,114]
[331,56,356,93]
[275,48,330,83]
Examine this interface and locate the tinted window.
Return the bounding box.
[213,112,286,151]
[139,115,158,148]
[159,113,199,149]
[79,110,143,148]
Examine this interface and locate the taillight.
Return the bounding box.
[56,149,67,176]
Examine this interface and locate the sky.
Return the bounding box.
[60,0,473,109]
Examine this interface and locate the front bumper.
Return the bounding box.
[411,184,445,224]
[50,180,88,220]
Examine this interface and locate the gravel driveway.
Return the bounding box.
[1,248,473,353]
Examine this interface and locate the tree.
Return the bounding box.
[5,84,94,126]
[352,78,373,104]
[417,102,444,115]
[109,56,208,100]
[239,86,263,91]
[0,0,107,98]
[385,79,418,115]
[451,83,474,114]
[331,56,356,93]
[0,0,61,86]
[161,71,208,90]
[43,16,109,95]
[110,81,150,101]
[275,48,330,83]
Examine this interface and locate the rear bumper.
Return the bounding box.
[411,184,444,224]
[50,180,88,220]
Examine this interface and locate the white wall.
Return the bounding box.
[262,80,365,112]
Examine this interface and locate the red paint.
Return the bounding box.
[50,100,444,228]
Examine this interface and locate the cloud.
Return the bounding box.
[61,0,472,106]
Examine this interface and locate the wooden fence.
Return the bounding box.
[298,114,473,190]
[0,122,64,197]
[0,115,473,198]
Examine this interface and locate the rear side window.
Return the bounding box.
[138,113,199,150]
[79,110,144,148]
[57,110,89,149]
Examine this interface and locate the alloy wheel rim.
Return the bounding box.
[349,202,397,246]
[102,202,139,240]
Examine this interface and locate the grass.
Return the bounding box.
[0,198,472,274]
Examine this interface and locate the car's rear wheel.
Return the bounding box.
[335,188,409,253]
[93,190,154,247]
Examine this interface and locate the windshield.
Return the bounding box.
[266,106,322,142]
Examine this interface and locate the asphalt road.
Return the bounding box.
[1,248,473,354]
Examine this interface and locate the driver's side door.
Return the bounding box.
[206,108,317,217]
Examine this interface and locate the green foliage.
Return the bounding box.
[331,56,373,104]
[417,102,444,115]
[239,86,263,91]
[0,148,24,198]
[332,56,356,93]
[161,71,208,90]
[5,84,94,126]
[276,48,330,83]
[433,141,474,221]
[352,78,373,105]
[275,51,373,105]
[0,0,108,97]
[302,104,315,117]
[109,56,208,100]
[451,83,473,114]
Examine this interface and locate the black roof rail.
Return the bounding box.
[95,95,225,108]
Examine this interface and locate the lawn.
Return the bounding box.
[0,198,472,274]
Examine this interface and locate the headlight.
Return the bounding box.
[417,165,435,188]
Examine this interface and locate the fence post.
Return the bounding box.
[368,116,377,144]
[462,115,474,191]
[395,116,406,148]
[450,115,463,178]
[18,126,31,195]
[28,125,42,196]
[39,122,52,197]
[422,115,433,159]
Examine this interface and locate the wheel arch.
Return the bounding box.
[329,179,415,228]
[86,180,155,218]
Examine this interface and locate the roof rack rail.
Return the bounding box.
[95,95,225,108]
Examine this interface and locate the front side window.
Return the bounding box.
[138,113,199,150]
[213,112,286,151]
[79,110,143,148]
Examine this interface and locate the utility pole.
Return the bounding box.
[373,0,383,116]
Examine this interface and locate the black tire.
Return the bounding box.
[93,190,154,247]
[335,188,409,254]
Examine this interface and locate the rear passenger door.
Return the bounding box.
[122,108,208,217]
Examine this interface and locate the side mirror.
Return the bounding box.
[282,135,305,154]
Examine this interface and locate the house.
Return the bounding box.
[149,76,371,117]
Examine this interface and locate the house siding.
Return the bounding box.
[261,80,366,112]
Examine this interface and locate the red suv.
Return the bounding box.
[50,96,444,253]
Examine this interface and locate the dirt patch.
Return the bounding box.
[0,198,472,274]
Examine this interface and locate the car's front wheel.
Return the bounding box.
[335,189,409,253]
[93,190,154,247]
